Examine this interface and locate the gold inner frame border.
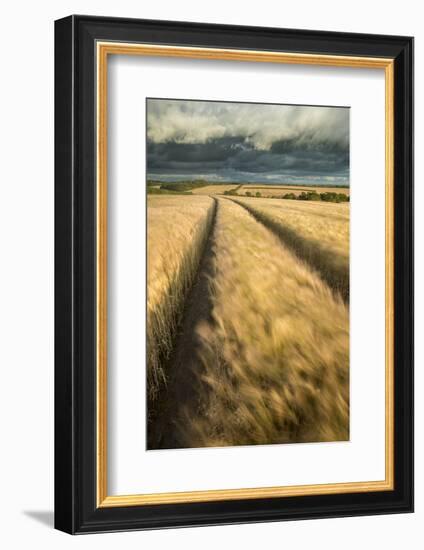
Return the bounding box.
[96,42,394,508]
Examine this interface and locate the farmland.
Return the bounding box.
[191,184,240,195]
[147,192,350,449]
[147,195,215,402]
[232,196,349,300]
[238,184,350,197]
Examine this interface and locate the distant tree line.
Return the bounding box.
[223,184,243,196]
[147,179,209,195]
[147,187,193,195]
[159,180,209,192]
[224,189,349,203]
[147,179,245,194]
[296,191,349,203]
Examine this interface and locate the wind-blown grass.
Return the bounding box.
[188,198,349,447]
[147,195,215,401]
[231,197,349,301]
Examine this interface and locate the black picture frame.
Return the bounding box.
[55,15,414,534]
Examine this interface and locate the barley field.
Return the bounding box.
[259,197,350,220]
[239,184,350,197]
[147,192,350,449]
[232,196,350,300]
[191,184,239,195]
[188,198,349,447]
[147,195,215,401]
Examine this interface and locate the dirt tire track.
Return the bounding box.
[147,198,218,449]
[227,197,349,303]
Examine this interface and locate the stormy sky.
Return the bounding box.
[146,99,349,185]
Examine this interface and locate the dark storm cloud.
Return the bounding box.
[146,99,349,185]
[148,137,242,165]
[270,137,348,155]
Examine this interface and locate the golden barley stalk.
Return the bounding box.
[147,195,215,401]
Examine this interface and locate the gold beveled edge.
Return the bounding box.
[97,42,108,507]
[96,41,395,508]
[97,41,393,69]
[100,479,392,508]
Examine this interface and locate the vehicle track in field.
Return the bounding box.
[226,197,349,303]
[149,196,350,450]
[147,197,218,450]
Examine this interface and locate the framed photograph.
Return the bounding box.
[54,15,413,534]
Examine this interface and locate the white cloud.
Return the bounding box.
[147,99,349,151]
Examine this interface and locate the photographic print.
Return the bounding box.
[147,98,350,450]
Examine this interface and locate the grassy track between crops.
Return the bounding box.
[147,198,218,449]
[230,197,349,302]
[147,196,216,403]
